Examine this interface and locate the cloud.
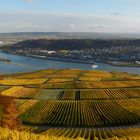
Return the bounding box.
[17,24,39,29]
[70,24,75,28]
[111,12,121,16]
[69,24,76,31]
[0,12,140,33]
[17,24,49,30]
[24,0,33,3]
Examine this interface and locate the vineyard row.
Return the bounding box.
[18,99,140,127]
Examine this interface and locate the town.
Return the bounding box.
[5,44,140,66]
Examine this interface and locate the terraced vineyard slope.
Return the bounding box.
[0,69,140,140]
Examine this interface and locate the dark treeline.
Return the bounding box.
[3,39,140,50]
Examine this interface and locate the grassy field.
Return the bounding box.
[0,69,140,140]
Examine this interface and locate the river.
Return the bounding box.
[0,51,140,74]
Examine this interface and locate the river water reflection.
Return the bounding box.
[0,52,139,75]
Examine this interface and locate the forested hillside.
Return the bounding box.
[3,39,140,50]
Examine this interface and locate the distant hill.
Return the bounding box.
[1,32,140,41]
[2,39,140,51]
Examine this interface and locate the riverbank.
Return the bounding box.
[1,50,97,65]
[2,50,140,67]
[107,61,140,67]
[0,51,140,75]
[27,54,97,65]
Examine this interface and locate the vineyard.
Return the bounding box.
[16,99,140,127]
[2,87,140,100]
[0,69,140,140]
[0,127,140,140]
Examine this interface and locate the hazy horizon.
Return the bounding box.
[1,0,140,33]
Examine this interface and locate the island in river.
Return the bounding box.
[0,57,11,63]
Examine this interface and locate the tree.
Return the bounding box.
[0,95,22,129]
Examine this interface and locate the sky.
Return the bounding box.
[0,0,140,33]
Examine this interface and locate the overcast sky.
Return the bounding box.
[0,0,140,33]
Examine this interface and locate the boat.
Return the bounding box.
[92,64,98,68]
